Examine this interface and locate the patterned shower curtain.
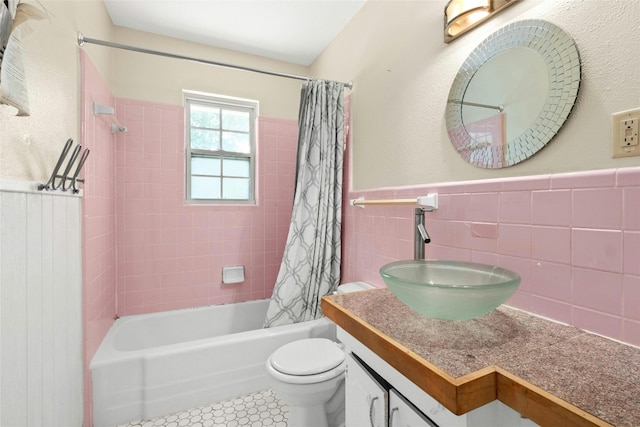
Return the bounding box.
[263,80,345,327]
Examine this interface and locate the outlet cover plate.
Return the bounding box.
[612,108,640,158]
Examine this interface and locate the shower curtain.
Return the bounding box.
[263,80,345,327]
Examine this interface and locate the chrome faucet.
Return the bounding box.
[414,208,430,260]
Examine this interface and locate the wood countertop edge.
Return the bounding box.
[322,297,494,414]
[321,296,611,425]
[495,368,613,427]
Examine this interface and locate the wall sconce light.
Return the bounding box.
[444,0,521,43]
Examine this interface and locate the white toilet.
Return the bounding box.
[266,281,373,427]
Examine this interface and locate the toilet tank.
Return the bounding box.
[335,281,374,294]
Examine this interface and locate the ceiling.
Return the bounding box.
[103,0,367,66]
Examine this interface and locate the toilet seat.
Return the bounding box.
[270,338,345,376]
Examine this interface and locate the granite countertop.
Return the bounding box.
[321,288,640,427]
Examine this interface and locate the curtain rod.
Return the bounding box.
[77,32,352,90]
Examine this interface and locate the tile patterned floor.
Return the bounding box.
[115,389,289,427]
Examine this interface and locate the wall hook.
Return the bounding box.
[38,138,90,193]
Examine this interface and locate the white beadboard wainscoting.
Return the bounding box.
[0,180,83,426]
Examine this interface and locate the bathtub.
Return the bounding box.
[91,299,337,427]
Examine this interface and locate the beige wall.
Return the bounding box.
[312,0,640,190]
[4,0,638,187]
[0,0,113,182]
[0,1,308,183]
[110,27,308,119]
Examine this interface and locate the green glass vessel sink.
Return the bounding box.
[380,260,521,320]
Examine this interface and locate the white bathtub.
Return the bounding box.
[91,299,337,427]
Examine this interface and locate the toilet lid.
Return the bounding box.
[270,338,345,376]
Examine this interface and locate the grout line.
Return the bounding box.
[114,389,288,427]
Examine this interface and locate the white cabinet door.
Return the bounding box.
[496,401,541,427]
[346,353,388,427]
[389,390,439,427]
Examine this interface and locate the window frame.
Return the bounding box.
[184,91,258,205]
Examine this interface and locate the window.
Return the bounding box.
[184,92,258,204]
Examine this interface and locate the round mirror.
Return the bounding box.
[446,20,581,168]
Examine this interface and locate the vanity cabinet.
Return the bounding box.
[340,327,540,427]
[345,353,388,427]
[389,390,438,427]
[346,353,438,427]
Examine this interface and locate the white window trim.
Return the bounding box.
[184,91,258,205]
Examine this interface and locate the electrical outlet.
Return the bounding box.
[612,108,640,158]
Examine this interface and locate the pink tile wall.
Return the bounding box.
[81,53,298,426]
[114,98,297,316]
[80,51,118,427]
[342,166,640,347]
